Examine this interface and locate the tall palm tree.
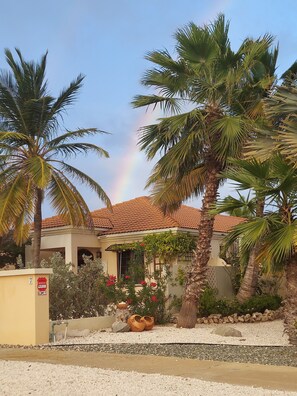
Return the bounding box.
[0,49,111,268]
[132,15,279,327]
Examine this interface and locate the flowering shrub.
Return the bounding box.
[98,267,172,323]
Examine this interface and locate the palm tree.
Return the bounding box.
[215,159,270,302]
[132,15,279,327]
[0,49,111,268]
[224,156,297,344]
[218,192,256,218]
[246,81,297,344]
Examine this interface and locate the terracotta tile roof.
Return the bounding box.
[41,196,244,234]
[170,204,244,233]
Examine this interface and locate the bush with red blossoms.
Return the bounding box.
[97,269,172,323]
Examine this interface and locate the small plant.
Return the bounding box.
[199,286,239,317]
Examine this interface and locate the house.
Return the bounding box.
[26,196,244,296]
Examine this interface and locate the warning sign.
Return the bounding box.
[37,277,47,295]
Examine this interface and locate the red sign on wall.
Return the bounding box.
[37,277,47,295]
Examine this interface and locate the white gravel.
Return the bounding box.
[1,321,293,396]
[53,320,289,346]
[1,360,296,396]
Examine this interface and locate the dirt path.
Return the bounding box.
[1,348,297,393]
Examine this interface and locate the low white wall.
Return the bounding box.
[49,315,115,334]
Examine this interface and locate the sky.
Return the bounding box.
[1,0,297,217]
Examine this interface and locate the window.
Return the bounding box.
[117,249,144,283]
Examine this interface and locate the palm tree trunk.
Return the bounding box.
[32,188,43,268]
[236,244,261,303]
[177,165,220,328]
[236,199,264,303]
[283,252,297,345]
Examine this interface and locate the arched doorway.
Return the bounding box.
[77,248,94,269]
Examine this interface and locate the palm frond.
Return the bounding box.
[56,161,111,209]
[48,171,93,228]
[47,128,109,147]
[48,142,109,158]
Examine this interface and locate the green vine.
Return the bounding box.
[108,231,196,264]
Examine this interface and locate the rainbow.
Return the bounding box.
[110,1,232,204]
[110,108,161,204]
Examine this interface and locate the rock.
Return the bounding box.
[211,326,242,337]
[112,321,130,333]
[67,329,90,337]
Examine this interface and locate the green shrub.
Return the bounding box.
[41,253,77,320]
[42,253,107,320]
[238,294,282,315]
[198,286,282,317]
[42,253,171,323]
[199,287,239,317]
[72,255,108,318]
[98,266,172,324]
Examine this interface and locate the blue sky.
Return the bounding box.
[1,0,297,217]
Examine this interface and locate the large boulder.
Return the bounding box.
[211,326,242,337]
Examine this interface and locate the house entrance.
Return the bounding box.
[78,248,93,269]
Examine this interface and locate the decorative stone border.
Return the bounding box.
[196,309,283,324]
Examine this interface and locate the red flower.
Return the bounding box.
[126,298,132,305]
[150,282,157,288]
[151,295,158,302]
[125,275,131,280]
[140,280,147,286]
[140,243,145,247]
[106,280,115,287]
[109,275,116,281]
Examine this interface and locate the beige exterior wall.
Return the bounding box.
[27,227,102,272]
[25,227,228,295]
[0,268,52,346]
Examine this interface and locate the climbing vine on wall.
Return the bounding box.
[108,231,196,264]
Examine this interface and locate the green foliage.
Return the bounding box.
[42,253,107,320]
[238,295,282,315]
[199,286,282,317]
[257,273,284,296]
[199,287,239,317]
[143,231,196,263]
[98,266,172,324]
[72,255,109,318]
[109,232,196,265]
[41,253,77,320]
[0,231,25,267]
[43,253,171,323]
[0,49,110,265]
